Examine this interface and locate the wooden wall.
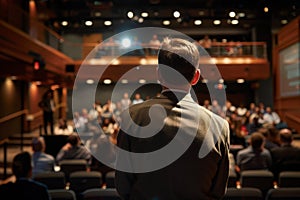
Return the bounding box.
[274,16,300,133]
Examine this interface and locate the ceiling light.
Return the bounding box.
[139,79,146,84]
[237,79,245,83]
[133,15,139,21]
[173,11,180,18]
[94,12,101,17]
[264,7,269,13]
[104,20,112,26]
[281,19,288,25]
[231,19,239,25]
[138,17,144,23]
[194,20,202,25]
[121,38,131,48]
[127,11,134,19]
[213,20,221,25]
[238,12,245,17]
[61,21,68,26]
[163,20,171,26]
[85,20,93,26]
[103,79,112,84]
[141,12,149,18]
[121,79,128,84]
[86,79,94,84]
[177,18,182,23]
[229,11,236,18]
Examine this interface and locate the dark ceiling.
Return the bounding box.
[35,0,299,39]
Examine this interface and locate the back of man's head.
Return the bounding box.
[250,132,265,151]
[32,137,45,152]
[67,133,80,146]
[12,152,32,179]
[279,128,293,144]
[158,38,200,86]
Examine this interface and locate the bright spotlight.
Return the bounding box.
[121,38,131,48]
[127,11,134,19]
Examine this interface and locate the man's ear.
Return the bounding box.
[191,69,200,85]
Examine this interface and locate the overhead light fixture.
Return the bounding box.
[85,20,93,26]
[127,11,134,19]
[177,18,182,23]
[229,11,236,18]
[213,20,221,25]
[194,20,202,25]
[237,79,245,83]
[139,79,146,84]
[61,21,68,26]
[94,11,101,17]
[121,38,131,48]
[281,19,288,25]
[138,17,144,23]
[163,20,171,26]
[173,11,180,18]
[104,20,112,26]
[103,79,112,84]
[231,19,239,25]
[86,79,94,84]
[121,79,128,84]
[141,12,149,18]
[264,7,269,13]
[238,12,245,17]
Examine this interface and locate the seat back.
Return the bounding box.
[59,159,87,181]
[82,188,121,200]
[34,172,66,189]
[240,170,274,196]
[228,169,237,188]
[279,171,300,187]
[69,171,102,193]
[48,189,77,200]
[223,187,263,200]
[105,171,115,188]
[266,188,300,200]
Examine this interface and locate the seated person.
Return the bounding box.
[271,128,300,178]
[32,137,55,178]
[56,133,92,164]
[236,132,272,172]
[0,152,50,200]
[54,118,73,135]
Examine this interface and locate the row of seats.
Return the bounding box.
[34,171,116,193]
[48,187,300,200]
[223,187,300,200]
[49,188,120,200]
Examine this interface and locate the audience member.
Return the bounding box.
[120,92,131,111]
[132,93,144,105]
[116,38,230,199]
[32,137,55,178]
[54,118,73,135]
[262,107,281,127]
[73,111,88,133]
[258,127,280,151]
[199,35,212,54]
[271,128,300,178]
[236,132,272,172]
[148,34,161,55]
[0,152,50,200]
[56,133,91,164]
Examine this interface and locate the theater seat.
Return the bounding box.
[266,188,300,200]
[59,159,87,181]
[34,172,66,189]
[48,189,77,200]
[105,171,115,188]
[69,171,102,193]
[82,188,121,200]
[222,187,263,200]
[240,170,274,196]
[278,171,300,187]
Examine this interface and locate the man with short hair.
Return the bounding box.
[0,152,50,200]
[116,38,230,199]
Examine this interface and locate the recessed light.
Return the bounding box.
[85,20,93,26]
[141,12,149,18]
[264,7,269,13]
[138,18,144,23]
[237,79,245,83]
[231,19,239,25]
[121,79,128,84]
[139,79,146,84]
[194,20,202,25]
[173,11,180,18]
[86,79,94,84]
[213,20,221,25]
[104,20,112,26]
[127,11,134,19]
[61,21,68,26]
[163,20,171,25]
[103,79,112,84]
[229,11,236,18]
[281,19,288,25]
[238,12,245,17]
[94,12,101,17]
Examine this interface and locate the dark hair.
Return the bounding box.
[12,152,32,179]
[32,137,45,152]
[158,38,199,85]
[250,132,264,152]
[279,129,293,144]
[67,133,80,146]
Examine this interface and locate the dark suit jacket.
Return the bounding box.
[116,91,230,200]
[0,178,50,200]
